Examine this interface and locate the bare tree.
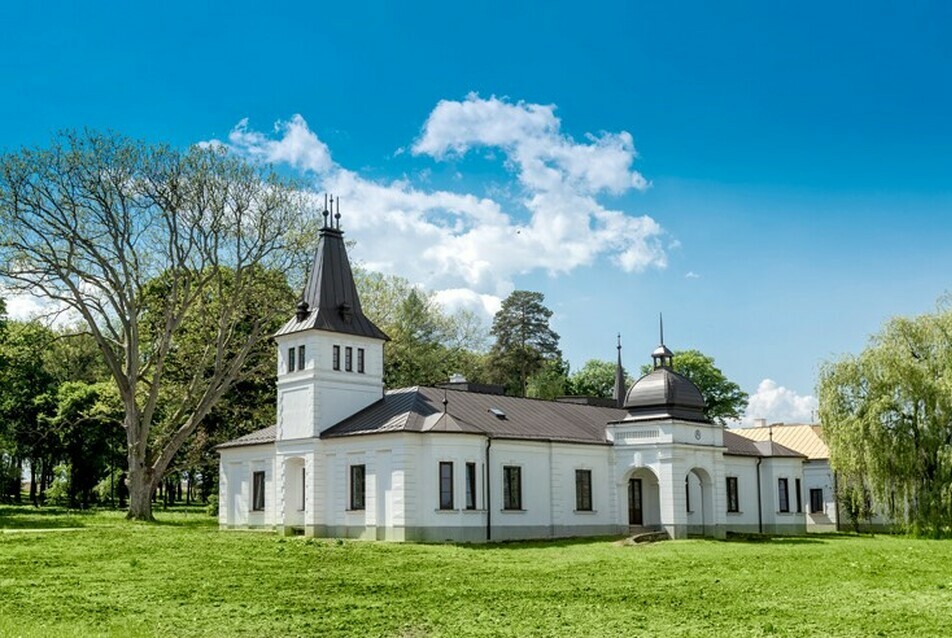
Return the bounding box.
[0,132,314,520]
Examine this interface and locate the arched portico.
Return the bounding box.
[623,467,662,532]
[282,456,307,530]
[686,466,715,537]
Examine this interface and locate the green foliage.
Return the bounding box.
[0,130,316,520]
[526,357,570,399]
[818,306,952,536]
[489,290,561,396]
[2,508,952,636]
[569,358,632,398]
[640,349,748,424]
[354,268,489,388]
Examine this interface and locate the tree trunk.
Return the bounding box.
[125,460,155,521]
[29,460,37,506]
[14,458,22,503]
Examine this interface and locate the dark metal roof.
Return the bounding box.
[623,367,708,422]
[275,224,388,340]
[216,425,276,450]
[322,386,627,445]
[722,430,804,458]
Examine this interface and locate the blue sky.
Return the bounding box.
[2,1,950,423]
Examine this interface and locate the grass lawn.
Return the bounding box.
[1,506,951,637]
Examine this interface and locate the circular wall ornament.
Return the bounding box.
[694,429,701,441]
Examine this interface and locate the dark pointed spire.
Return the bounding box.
[275,195,388,340]
[652,312,674,369]
[613,333,626,407]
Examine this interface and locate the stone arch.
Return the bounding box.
[623,466,662,531]
[686,466,715,537]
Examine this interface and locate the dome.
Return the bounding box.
[623,366,708,422]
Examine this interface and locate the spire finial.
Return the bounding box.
[659,312,665,346]
[613,333,626,407]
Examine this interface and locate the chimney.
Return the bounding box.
[754,418,767,429]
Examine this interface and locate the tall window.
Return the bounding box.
[350,464,365,510]
[252,471,265,511]
[332,345,341,371]
[299,467,306,511]
[357,348,365,374]
[297,345,305,372]
[685,476,691,513]
[778,478,790,513]
[287,347,296,373]
[465,462,477,510]
[503,466,522,510]
[345,346,353,372]
[575,469,593,512]
[726,476,739,513]
[439,462,454,510]
[810,488,824,514]
[795,478,803,513]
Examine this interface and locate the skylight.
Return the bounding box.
[489,408,506,419]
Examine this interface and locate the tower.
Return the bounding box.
[273,198,389,441]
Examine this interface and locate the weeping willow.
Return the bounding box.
[819,306,952,536]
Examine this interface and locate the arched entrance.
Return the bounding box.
[625,467,661,532]
[685,467,714,537]
[283,457,306,529]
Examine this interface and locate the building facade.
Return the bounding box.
[218,213,811,541]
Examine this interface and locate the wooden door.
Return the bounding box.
[628,478,643,525]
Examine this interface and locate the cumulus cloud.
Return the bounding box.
[226,115,333,174]
[737,379,818,427]
[204,95,666,322]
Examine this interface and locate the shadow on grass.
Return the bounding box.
[0,504,97,529]
[451,535,627,551]
[0,503,217,530]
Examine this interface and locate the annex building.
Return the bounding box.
[218,212,820,541]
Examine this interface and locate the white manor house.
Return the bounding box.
[218,213,838,541]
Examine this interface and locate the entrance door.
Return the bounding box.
[628,478,643,525]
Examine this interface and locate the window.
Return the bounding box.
[439,462,454,510]
[357,348,365,374]
[333,345,341,371]
[810,488,824,514]
[685,476,691,513]
[287,347,296,373]
[350,464,365,510]
[252,471,265,511]
[726,476,739,513]
[778,478,790,513]
[503,465,522,510]
[575,469,593,512]
[297,345,305,372]
[465,462,477,510]
[345,346,353,372]
[795,478,802,513]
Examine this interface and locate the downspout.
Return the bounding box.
[485,436,492,542]
[756,457,763,534]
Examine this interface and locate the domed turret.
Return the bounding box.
[623,317,708,422]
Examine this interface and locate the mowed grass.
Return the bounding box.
[2,507,951,637]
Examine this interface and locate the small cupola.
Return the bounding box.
[623,317,708,423]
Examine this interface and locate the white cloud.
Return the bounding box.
[412,93,648,195]
[737,379,818,427]
[226,115,333,174]
[205,96,666,310]
[432,288,502,320]
[685,271,700,279]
